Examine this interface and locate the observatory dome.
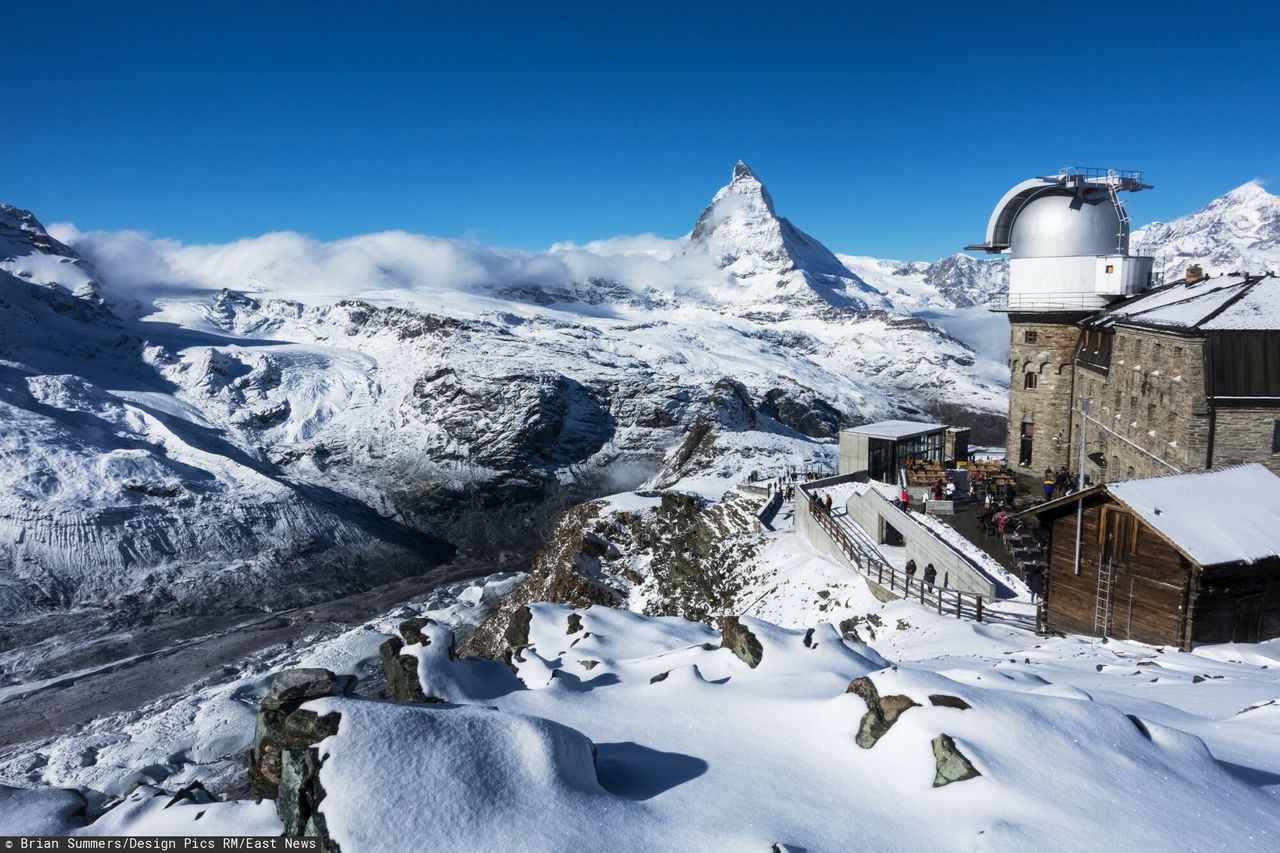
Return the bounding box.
[1010,190,1126,259]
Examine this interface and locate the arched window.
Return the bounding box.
[1024,372,1038,389]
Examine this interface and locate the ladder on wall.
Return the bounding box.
[1093,556,1115,637]
[1107,174,1130,253]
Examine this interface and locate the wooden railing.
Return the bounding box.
[805,499,1038,631]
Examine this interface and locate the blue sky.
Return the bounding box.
[5,1,1277,260]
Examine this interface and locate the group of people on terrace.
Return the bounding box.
[1042,465,1091,502]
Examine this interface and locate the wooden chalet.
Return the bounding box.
[1023,464,1280,649]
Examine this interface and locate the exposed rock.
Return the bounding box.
[759,387,843,438]
[377,637,442,704]
[163,781,213,809]
[650,671,670,684]
[398,617,432,646]
[262,669,339,711]
[847,676,919,749]
[931,733,981,787]
[718,616,763,668]
[459,503,621,660]
[249,668,346,801]
[506,605,534,651]
[566,613,584,635]
[275,716,343,851]
[928,694,972,710]
[838,617,866,643]
[803,627,816,648]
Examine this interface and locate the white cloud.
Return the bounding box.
[59,226,726,312]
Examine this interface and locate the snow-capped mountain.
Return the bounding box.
[688,161,889,310]
[1135,180,1280,281]
[838,252,1007,311]
[0,164,1010,683]
[0,212,451,671]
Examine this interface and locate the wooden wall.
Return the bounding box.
[1042,497,1191,648]
[1190,559,1280,645]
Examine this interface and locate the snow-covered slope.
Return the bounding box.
[838,251,1006,311]
[0,212,451,655]
[1,164,1010,683]
[1136,180,1280,282]
[10,549,1280,850]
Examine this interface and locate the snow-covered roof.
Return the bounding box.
[843,420,944,441]
[1107,464,1280,566]
[1085,274,1280,332]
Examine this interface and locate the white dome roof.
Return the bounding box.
[1010,190,1126,258]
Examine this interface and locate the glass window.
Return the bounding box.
[1024,372,1037,389]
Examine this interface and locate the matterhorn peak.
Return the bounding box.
[685,163,886,310]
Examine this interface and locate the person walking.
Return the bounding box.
[905,558,917,577]
[924,563,937,586]
[1043,470,1055,502]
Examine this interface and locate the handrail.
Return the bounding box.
[802,499,1037,630]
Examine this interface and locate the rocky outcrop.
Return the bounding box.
[846,676,919,749]
[379,617,454,703]
[248,669,350,850]
[458,503,623,660]
[249,668,348,800]
[718,616,763,668]
[931,733,981,787]
[759,387,844,438]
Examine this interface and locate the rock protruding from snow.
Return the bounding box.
[718,615,764,668]
[847,675,919,748]
[931,732,981,787]
[250,668,348,801]
[1135,180,1280,282]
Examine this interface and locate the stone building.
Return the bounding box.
[970,170,1280,484]
[1067,272,1280,481]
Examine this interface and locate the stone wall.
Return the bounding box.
[1004,316,1084,475]
[1006,315,1280,484]
[843,490,998,598]
[1070,328,1210,482]
[1212,407,1280,474]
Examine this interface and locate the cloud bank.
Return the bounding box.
[49,223,721,314]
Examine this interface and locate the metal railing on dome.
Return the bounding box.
[986,292,1115,312]
[1057,166,1146,185]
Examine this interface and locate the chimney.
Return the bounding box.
[1185,264,1205,284]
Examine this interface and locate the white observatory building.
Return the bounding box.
[968,168,1154,474]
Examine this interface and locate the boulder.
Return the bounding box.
[846,676,919,749]
[262,668,339,711]
[718,616,763,668]
[249,668,346,801]
[378,637,430,703]
[928,694,972,710]
[398,617,432,646]
[931,733,981,787]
